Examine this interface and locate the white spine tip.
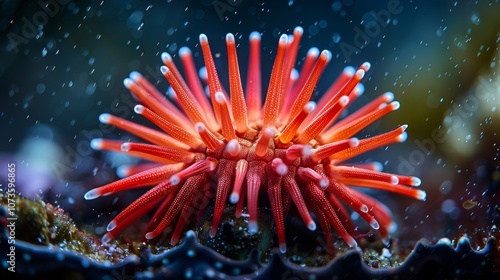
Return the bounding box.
[116,165,129,178]
[390,175,399,185]
[84,189,99,200]
[274,163,288,176]
[134,104,144,114]
[398,132,408,143]
[391,101,400,110]
[226,33,235,43]
[145,232,155,240]
[161,52,172,63]
[378,103,388,110]
[372,162,383,171]
[339,96,350,106]
[360,204,369,213]
[355,69,365,79]
[225,139,240,156]
[199,67,208,80]
[362,62,371,71]
[90,139,102,150]
[167,87,176,99]
[401,124,409,131]
[307,221,317,231]
[320,50,332,62]
[279,243,287,253]
[343,66,356,76]
[412,177,422,187]
[160,65,168,74]
[307,47,320,57]
[199,34,208,43]
[101,233,112,244]
[290,68,299,80]
[98,113,111,124]
[301,144,313,157]
[384,92,395,101]
[264,127,276,137]
[370,218,380,230]
[319,178,329,189]
[354,83,365,96]
[346,236,358,248]
[214,91,225,104]
[248,221,258,234]
[349,137,360,147]
[170,175,180,186]
[123,78,133,88]
[106,221,117,231]
[279,34,288,44]
[121,142,131,152]
[249,31,261,40]
[294,26,304,35]
[229,193,239,204]
[195,122,206,133]
[129,71,141,80]
[417,190,427,201]
[304,101,316,113]
[179,46,191,56]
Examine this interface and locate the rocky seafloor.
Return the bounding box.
[1,195,499,279]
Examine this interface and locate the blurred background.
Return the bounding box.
[0,0,499,247]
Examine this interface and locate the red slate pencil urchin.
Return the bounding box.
[85,26,426,254]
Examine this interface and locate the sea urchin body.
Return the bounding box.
[85,26,425,253]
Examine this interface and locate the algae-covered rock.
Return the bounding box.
[1,195,499,279]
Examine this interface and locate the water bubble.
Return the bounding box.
[440,180,453,194]
[36,83,46,94]
[470,13,480,25]
[441,199,456,213]
[332,32,341,43]
[85,83,97,95]
[331,1,342,12]
[308,24,319,36]
[127,10,144,28]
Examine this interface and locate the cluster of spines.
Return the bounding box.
[86,26,425,253]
